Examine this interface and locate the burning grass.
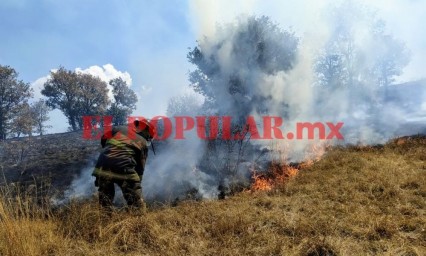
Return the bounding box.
[250,163,299,192]
[0,136,425,255]
[250,141,329,192]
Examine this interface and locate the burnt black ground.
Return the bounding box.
[0,131,168,199]
[0,131,99,195]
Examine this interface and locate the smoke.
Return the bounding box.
[188,0,257,38]
[142,138,218,201]
[307,1,418,144]
[141,1,424,201]
[61,1,425,204]
[52,155,97,206]
[53,154,129,206]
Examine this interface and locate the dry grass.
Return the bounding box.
[0,136,425,255]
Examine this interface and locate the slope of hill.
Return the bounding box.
[0,131,99,196]
[0,135,424,255]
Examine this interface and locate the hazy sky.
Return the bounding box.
[0,0,424,133]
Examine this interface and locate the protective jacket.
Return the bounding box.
[92,126,148,182]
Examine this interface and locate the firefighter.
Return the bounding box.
[92,119,154,212]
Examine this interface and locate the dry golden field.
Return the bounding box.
[0,136,425,256]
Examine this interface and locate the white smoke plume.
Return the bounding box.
[62,1,425,203]
[140,1,425,202]
[52,155,97,206]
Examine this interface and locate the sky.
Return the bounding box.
[0,0,425,133]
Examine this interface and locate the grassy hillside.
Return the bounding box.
[0,136,425,255]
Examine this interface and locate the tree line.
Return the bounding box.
[1,2,410,140]
[0,65,137,139]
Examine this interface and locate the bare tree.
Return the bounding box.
[31,99,51,135]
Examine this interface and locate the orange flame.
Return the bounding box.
[251,172,273,191]
[250,142,328,192]
[250,165,299,191]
